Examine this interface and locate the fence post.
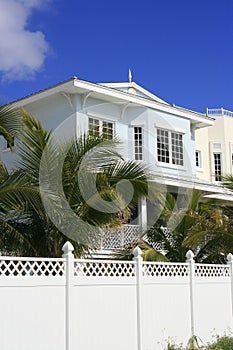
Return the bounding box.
[133,246,143,350]
[227,253,233,319]
[62,241,74,350]
[186,250,196,339]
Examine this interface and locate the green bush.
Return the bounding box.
[207,335,233,350]
[166,334,233,350]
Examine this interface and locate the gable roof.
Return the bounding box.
[100,81,169,104]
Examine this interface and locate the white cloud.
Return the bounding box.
[0,0,51,81]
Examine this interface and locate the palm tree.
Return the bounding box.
[113,239,169,261]
[0,104,22,149]
[0,110,150,257]
[146,190,233,263]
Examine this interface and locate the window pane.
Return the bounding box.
[89,118,99,136]
[195,150,201,167]
[134,127,143,160]
[103,121,113,139]
[171,132,183,165]
[214,153,222,181]
[157,128,169,163]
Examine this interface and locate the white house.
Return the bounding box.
[2,77,231,250]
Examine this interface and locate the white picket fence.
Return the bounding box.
[0,242,233,350]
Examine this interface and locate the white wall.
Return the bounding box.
[2,93,196,180]
[0,248,232,350]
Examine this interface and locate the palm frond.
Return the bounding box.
[0,104,22,148]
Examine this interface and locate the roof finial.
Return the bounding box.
[128,68,132,83]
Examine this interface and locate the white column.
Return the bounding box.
[62,241,75,350]
[133,246,143,350]
[227,253,233,319]
[186,250,196,338]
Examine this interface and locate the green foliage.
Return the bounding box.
[0,109,150,257]
[165,334,233,350]
[113,238,170,261]
[146,190,233,263]
[0,104,22,148]
[207,334,233,350]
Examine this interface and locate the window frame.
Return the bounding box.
[88,117,114,139]
[213,152,222,182]
[156,127,184,167]
[195,150,202,170]
[210,141,224,182]
[134,126,143,161]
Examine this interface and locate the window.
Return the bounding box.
[89,118,99,137]
[157,129,169,163]
[210,142,223,182]
[134,127,143,160]
[102,121,113,139]
[230,142,233,175]
[157,128,184,166]
[195,150,202,168]
[88,117,113,139]
[213,153,222,181]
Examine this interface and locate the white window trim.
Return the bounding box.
[156,127,185,168]
[87,111,117,122]
[154,123,185,135]
[131,121,145,126]
[133,126,143,161]
[210,141,224,182]
[212,152,223,182]
[88,117,115,137]
[230,142,233,176]
[195,149,203,171]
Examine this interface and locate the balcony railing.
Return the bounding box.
[206,108,233,118]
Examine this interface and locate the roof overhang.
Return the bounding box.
[11,77,214,129]
[150,172,233,203]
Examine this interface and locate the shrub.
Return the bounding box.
[207,335,233,350]
[166,334,233,350]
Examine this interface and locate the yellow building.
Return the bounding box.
[195,108,233,183]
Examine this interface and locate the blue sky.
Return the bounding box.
[0,0,233,113]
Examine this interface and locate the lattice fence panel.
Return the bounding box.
[143,226,173,252]
[143,234,161,250]
[100,225,139,249]
[101,231,122,249]
[143,263,189,277]
[74,260,135,277]
[123,225,140,247]
[0,259,65,277]
[195,264,230,277]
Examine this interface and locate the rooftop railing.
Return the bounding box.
[207,107,233,118]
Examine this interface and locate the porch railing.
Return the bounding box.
[99,224,140,250]
[98,225,165,251]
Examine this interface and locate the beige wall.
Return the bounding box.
[195,126,211,181]
[195,114,233,182]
